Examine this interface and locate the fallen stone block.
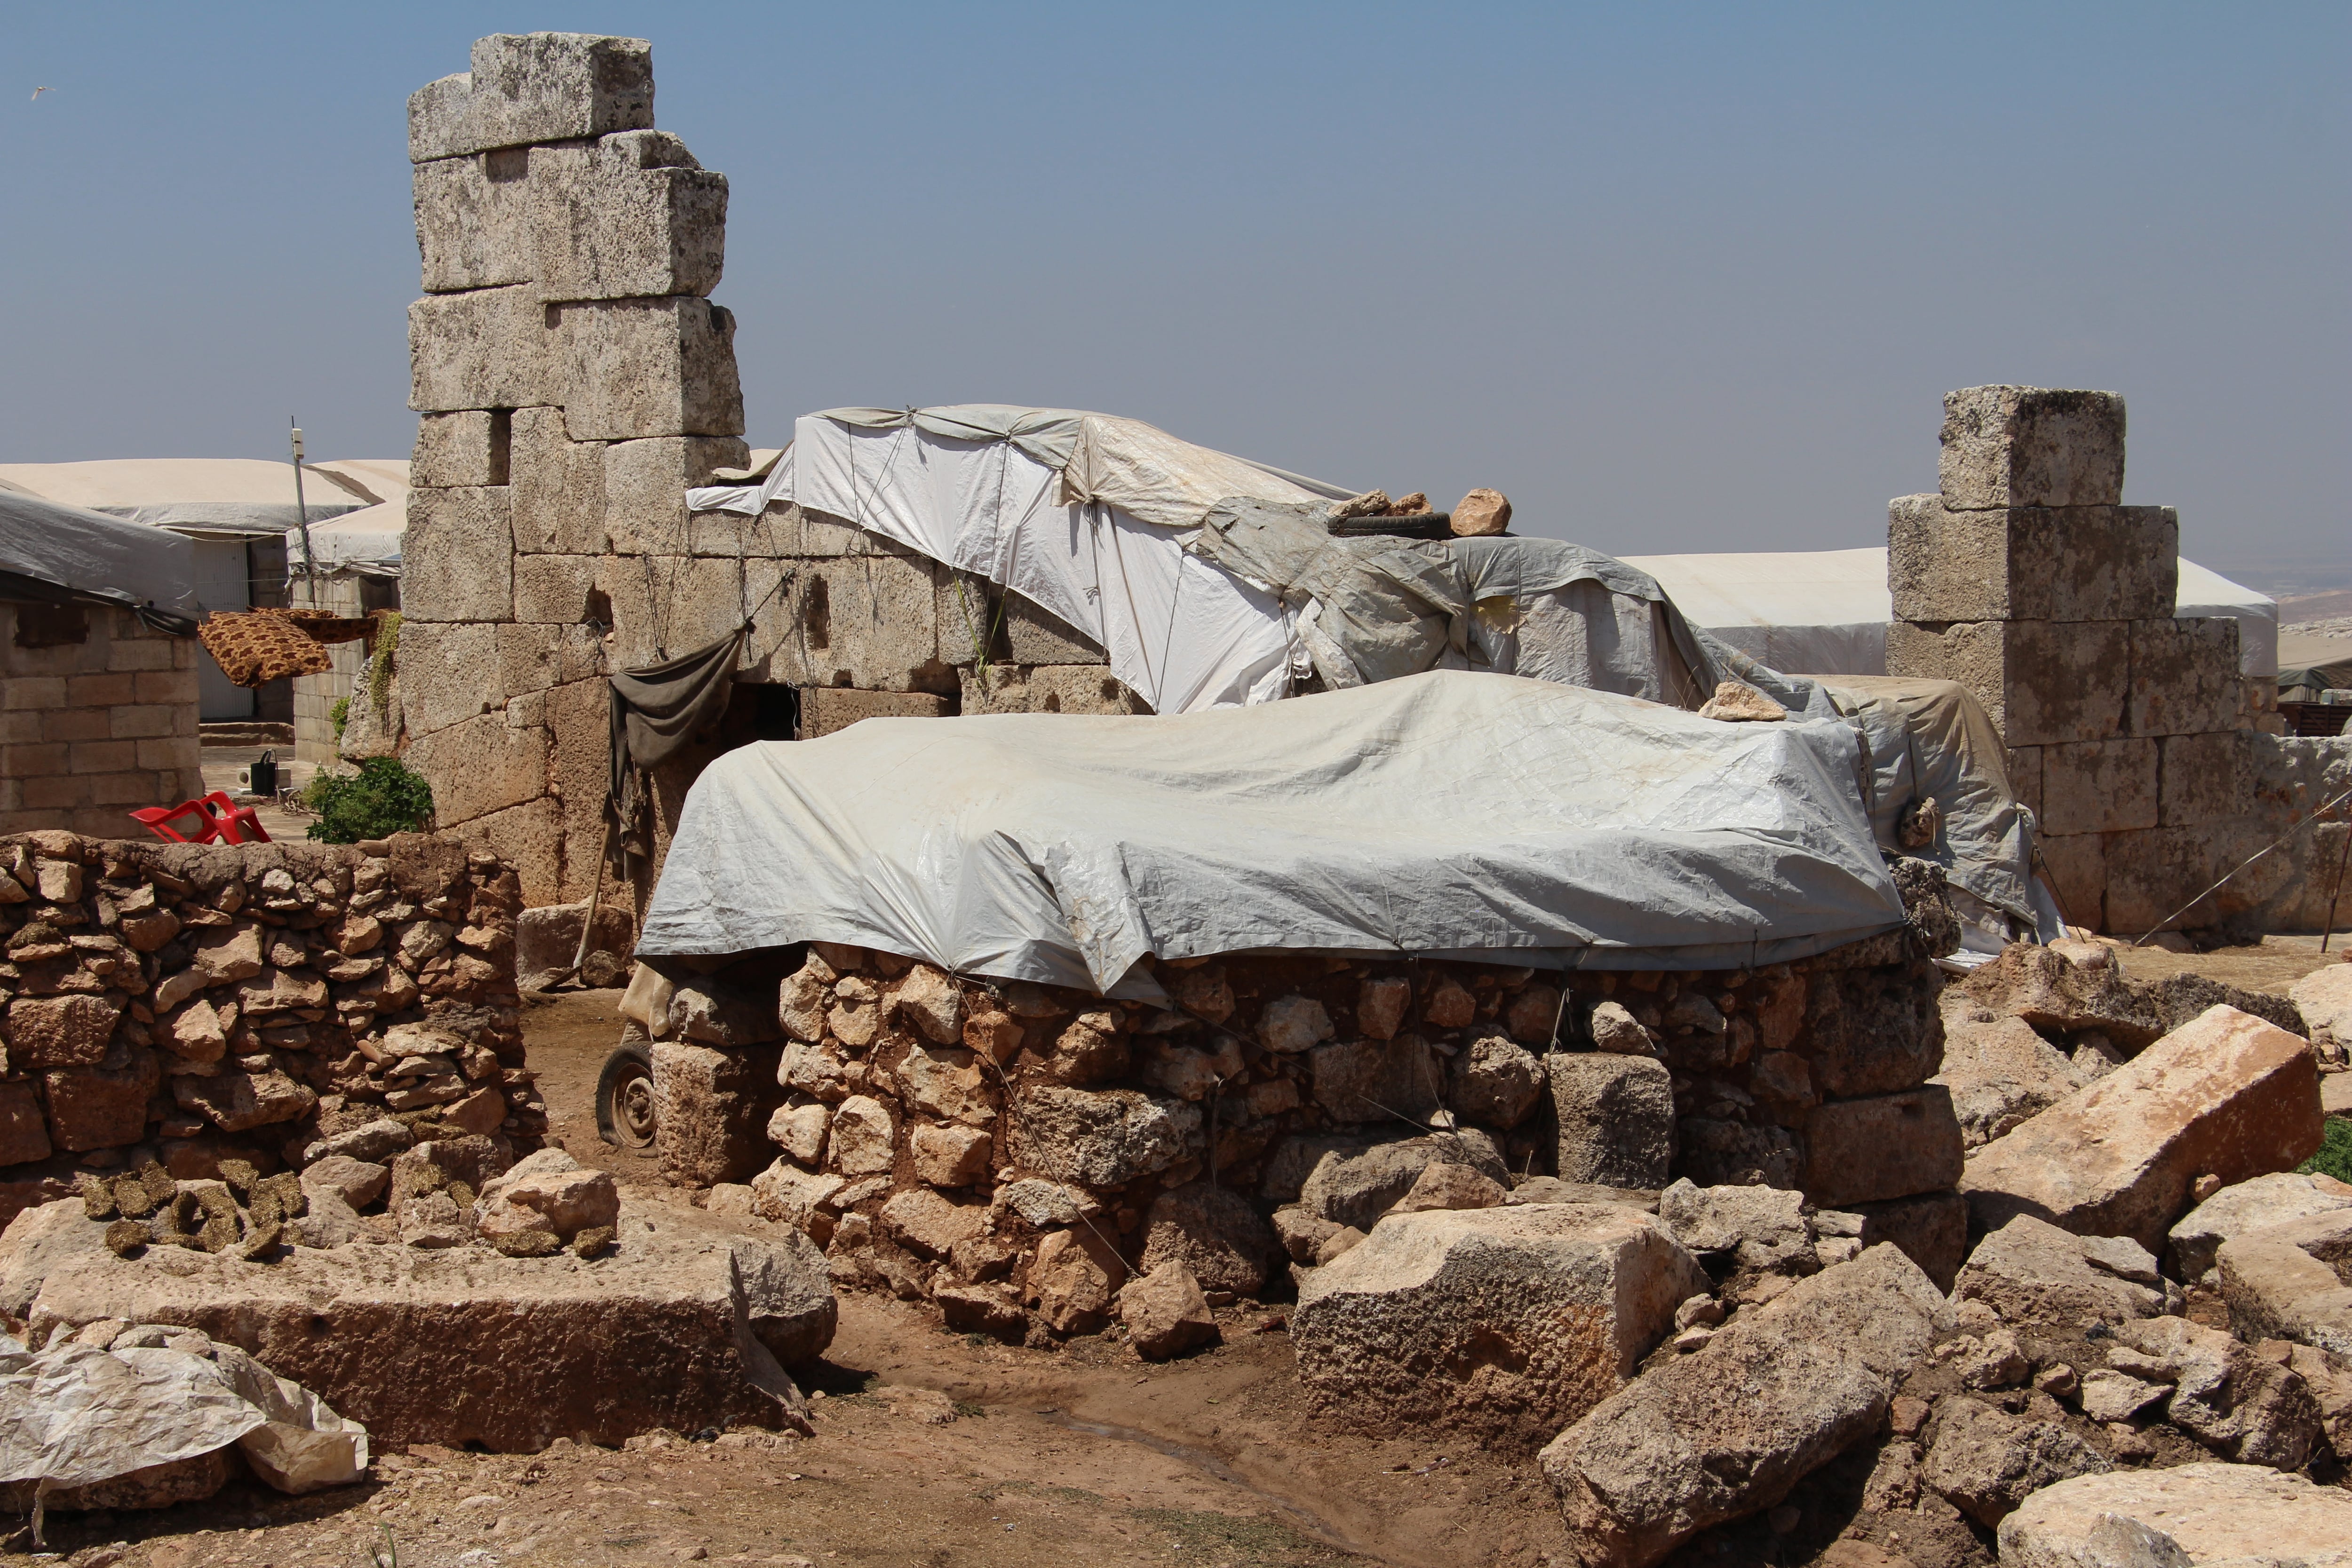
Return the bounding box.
[1952,1214,2169,1328]
[1935,1004,2109,1148]
[1656,1178,1815,1290]
[1539,1245,1944,1568]
[1297,1132,1510,1231]
[1547,1052,1674,1190]
[652,1039,778,1186]
[513,899,634,990]
[474,1147,619,1250]
[1120,1261,1219,1361]
[1389,1160,1509,1215]
[1846,1191,1969,1294]
[1804,1086,1964,1208]
[1996,1463,2352,1568]
[1138,1181,1276,1297]
[1918,1394,2110,1527]
[1961,1004,2322,1252]
[2217,1206,2352,1361]
[1449,1034,1545,1129]
[2168,1170,2352,1283]
[2107,1315,2321,1470]
[1296,1203,1706,1453]
[7,1196,832,1449]
[2290,963,2352,1055]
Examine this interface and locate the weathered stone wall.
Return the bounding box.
[633,932,1956,1337]
[1,603,205,837]
[1886,386,2351,936]
[0,830,535,1232]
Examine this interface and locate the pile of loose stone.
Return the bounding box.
[0,830,544,1233]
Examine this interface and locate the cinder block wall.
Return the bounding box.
[393,34,1142,928]
[0,603,204,836]
[1887,387,2351,936]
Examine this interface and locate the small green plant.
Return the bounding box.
[330,696,350,740]
[303,757,435,844]
[2301,1116,2352,1183]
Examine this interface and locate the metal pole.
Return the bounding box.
[289,420,318,607]
[2321,799,2352,955]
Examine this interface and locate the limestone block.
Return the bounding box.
[413,149,535,293]
[552,296,743,440]
[1938,386,2126,511]
[2167,1170,2352,1283]
[446,796,564,909]
[1955,1213,2168,1327]
[407,285,549,413]
[2036,739,2158,836]
[2098,825,2223,937]
[652,1040,777,1187]
[493,622,602,697]
[405,714,546,826]
[529,132,726,302]
[1886,619,2129,746]
[2130,617,2243,737]
[799,688,952,738]
[959,663,1146,716]
[1003,592,1104,666]
[1850,1191,1969,1293]
[2160,729,2249,826]
[1803,1086,1964,1207]
[594,556,755,670]
[0,1080,50,1165]
[2005,745,2042,822]
[2216,1207,2352,1359]
[511,555,599,625]
[508,407,606,555]
[1294,1204,1707,1452]
[1309,1035,1441,1125]
[767,556,953,695]
[1547,1053,1674,1191]
[604,435,750,555]
[1297,1134,1510,1229]
[1997,1464,2352,1568]
[46,1053,159,1149]
[400,487,513,624]
[1961,1005,2323,1252]
[411,410,511,488]
[1009,1086,1201,1188]
[407,33,654,163]
[1540,1244,1944,1568]
[2037,832,2105,930]
[1886,493,2176,622]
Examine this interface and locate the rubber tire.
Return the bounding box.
[595,1035,657,1150]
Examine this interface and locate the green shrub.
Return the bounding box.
[2301,1116,2352,1184]
[303,757,435,844]
[330,696,350,740]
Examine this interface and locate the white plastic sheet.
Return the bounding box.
[638,669,1907,992]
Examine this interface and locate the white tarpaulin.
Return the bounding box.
[0,458,372,538]
[1627,548,2279,680]
[304,500,404,576]
[638,669,1907,992]
[688,406,1358,715]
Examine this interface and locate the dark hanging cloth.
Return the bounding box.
[607,624,748,804]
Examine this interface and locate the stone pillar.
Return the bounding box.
[396,33,745,909]
[1886,387,2247,934]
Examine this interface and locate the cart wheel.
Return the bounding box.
[596,1036,657,1150]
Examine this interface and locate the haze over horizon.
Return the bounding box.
[3,3,2344,593]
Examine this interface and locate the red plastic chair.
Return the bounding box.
[129,791,272,846]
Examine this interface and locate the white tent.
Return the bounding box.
[303,501,404,577]
[0,459,375,538]
[1625,548,2278,679]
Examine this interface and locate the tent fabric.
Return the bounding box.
[1627,548,2280,680]
[0,486,200,633]
[303,501,404,577]
[608,626,751,802]
[2277,632,2352,702]
[691,412,1317,715]
[637,669,1908,994]
[0,459,370,538]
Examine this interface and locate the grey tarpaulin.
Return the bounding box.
[0,487,201,635]
[637,669,1908,994]
[607,625,751,804]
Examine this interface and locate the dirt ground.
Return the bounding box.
[12,946,2345,1568]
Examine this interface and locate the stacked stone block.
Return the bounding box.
[1886,387,2255,934]
[636,930,1958,1338]
[0,604,204,837]
[397,33,748,910]
[0,831,537,1234]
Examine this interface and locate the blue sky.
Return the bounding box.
[4,3,2344,587]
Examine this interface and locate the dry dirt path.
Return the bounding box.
[7,990,1566,1568]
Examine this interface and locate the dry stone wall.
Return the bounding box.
[1887,386,2350,937]
[636,932,1957,1339]
[0,830,536,1233]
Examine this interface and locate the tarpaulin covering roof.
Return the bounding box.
[2278,632,2352,702]
[303,501,404,577]
[1626,549,2280,680]
[0,459,378,539]
[0,486,199,633]
[638,669,1908,994]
